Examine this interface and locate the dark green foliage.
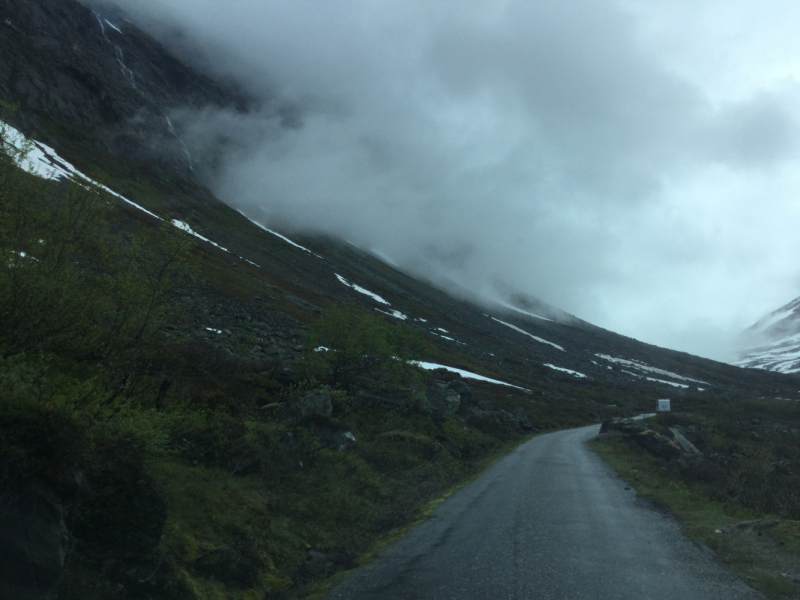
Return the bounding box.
[0,123,598,599]
[73,437,167,560]
[0,392,89,494]
[300,303,430,391]
[653,400,800,520]
[0,131,193,397]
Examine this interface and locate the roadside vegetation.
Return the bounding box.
[592,397,800,599]
[0,125,600,599]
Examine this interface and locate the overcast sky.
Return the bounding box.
[109,0,800,361]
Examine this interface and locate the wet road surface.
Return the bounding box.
[325,424,762,600]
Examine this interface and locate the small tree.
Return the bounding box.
[301,303,429,391]
[0,115,193,402]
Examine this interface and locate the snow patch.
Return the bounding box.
[376,308,408,320]
[543,363,586,378]
[646,377,689,389]
[496,300,553,322]
[492,318,565,351]
[752,305,798,333]
[335,274,391,305]
[412,362,529,391]
[172,220,229,253]
[1,121,161,219]
[105,19,122,34]
[237,210,321,257]
[596,354,708,385]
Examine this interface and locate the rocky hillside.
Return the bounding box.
[735,296,800,376]
[0,0,793,404]
[2,1,800,599]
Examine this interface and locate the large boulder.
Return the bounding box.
[426,382,461,417]
[293,392,333,418]
[669,427,702,458]
[447,379,472,404]
[633,430,682,461]
[514,407,535,431]
[599,418,685,461]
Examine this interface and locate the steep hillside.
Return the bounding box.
[735,296,800,375]
[0,0,792,403]
[2,1,800,599]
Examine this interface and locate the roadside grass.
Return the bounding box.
[297,429,541,600]
[146,418,543,600]
[591,437,800,600]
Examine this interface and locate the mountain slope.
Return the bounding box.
[3,2,800,599]
[735,296,800,375]
[2,0,799,402]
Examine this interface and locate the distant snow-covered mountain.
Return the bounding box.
[735,297,800,375]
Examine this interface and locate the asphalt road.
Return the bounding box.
[325,425,762,600]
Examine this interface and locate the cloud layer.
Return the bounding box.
[106,0,800,360]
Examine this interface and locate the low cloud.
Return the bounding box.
[105,0,800,360]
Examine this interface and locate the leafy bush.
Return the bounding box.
[0,119,193,399]
[300,303,429,391]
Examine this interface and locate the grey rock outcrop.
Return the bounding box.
[0,0,256,177]
[426,381,461,417]
[669,427,702,457]
[464,401,535,437]
[293,392,333,418]
[599,418,689,461]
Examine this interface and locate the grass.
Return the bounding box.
[297,429,541,600]
[591,436,800,600]
[138,416,544,600]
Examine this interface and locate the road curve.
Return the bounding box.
[325,425,762,600]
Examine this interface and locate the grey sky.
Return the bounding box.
[108,0,800,361]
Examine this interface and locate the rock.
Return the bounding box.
[426,382,461,417]
[599,418,646,436]
[600,418,684,461]
[0,479,68,600]
[447,379,472,401]
[276,365,296,386]
[293,392,333,418]
[669,427,702,457]
[465,405,517,438]
[306,418,357,452]
[633,430,682,461]
[514,407,534,430]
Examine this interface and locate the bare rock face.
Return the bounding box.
[0,0,254,176]
[0,479,68,600]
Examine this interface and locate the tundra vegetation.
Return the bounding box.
[0,128,598,599]
[593,398,800,600]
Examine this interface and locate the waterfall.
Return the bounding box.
[92,13,195,173]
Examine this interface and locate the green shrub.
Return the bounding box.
[300,303,429,391]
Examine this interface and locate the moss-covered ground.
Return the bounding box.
[592,427,800,600]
